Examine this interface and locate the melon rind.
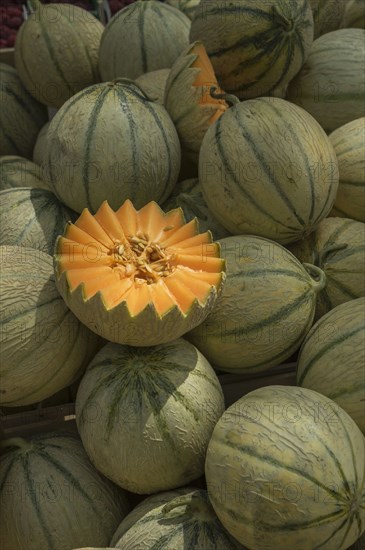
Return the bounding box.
[164,41,227,164]
[205,385,365,549]
[0,245,101,406]
[54,247,225,346]
[75,339,225,494]
[0,432,130,550]
[297,298,365,433]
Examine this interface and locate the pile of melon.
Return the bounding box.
[0,0,364,549]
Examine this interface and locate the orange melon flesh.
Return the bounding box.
[115,199,138,236]
[55,200,224,316]
[190,42,228,115]
[94,201,127,243]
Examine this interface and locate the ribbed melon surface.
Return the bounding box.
[205,385,365,549]
[44,81,181,213]
[0,245,100,406]
[76,338,225,494]
[287,29,365,132]
[190,0,313,99]
[14,3,104,108]
[99,1,190,81]
[0,187,76,255]
[0,432,130,550]
[297,298,365,432]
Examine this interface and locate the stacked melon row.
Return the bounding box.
[1,0,365,549]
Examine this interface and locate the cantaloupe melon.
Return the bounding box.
[0,245,101,406]
[44,80,181,213]
[0,432,130,550]
[14,1,104,108]
[199,97,339,243]
[288,217,365,319]
[287,29,365,133]
[205,385,365,549]
[110,488,246,548]
[0,156,48,191]
[0,63,48,159]
[99,1,190,81]
[297,298,365,433]
[190,0,314,99]
[329,117,365,222]
[187,235,325,373]
[164,41,229,163]
[76,338,225,494]
[0,187,76,255]
[54,199,225,346]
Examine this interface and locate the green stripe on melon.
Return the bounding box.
[328,118,365,222]
[99,1,190,81]
[287,29,365,133]
[0,156,48,191]
[288,217,365,319]
[297,298,365,433]
[205,385,365,549]
[76,338,225,494]
[110,488,246,549]
[190,0,313,99]
[199,97,338,243]
[0,245,101,406]
[187,235,326,373]
[14,2,104,108]
[43,81,180,213]
[0,432,130,550]
[0,187,76,255]
[0,63,48,159]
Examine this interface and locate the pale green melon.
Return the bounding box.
[99,1,190,81]
[297,298,365,433]
[187,235,326,373]
[14,2,104,108]
[329,117,365,222]
[135,69,170,105]
[0,245,101,406]
[0,63,48,158]
[0,433,130,550]
[162,178,230,239]
[199,97,339,243]
[0,156,48,191]
[76,338,225,494]
[110,488,246,549]
[43,81,181,213]
[288,217,365,319]
[205,385,365,549]
[0,187,76,255]
[33,121,51,166]
[310,0,345,37]
[287,29,365,133]
[190,0,314,99]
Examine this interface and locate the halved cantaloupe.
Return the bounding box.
[164,41,231,163]
[54,200,226,346]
